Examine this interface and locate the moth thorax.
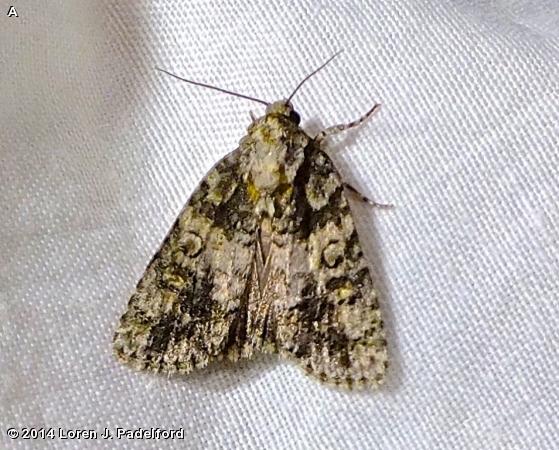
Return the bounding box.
[250,143,283,193]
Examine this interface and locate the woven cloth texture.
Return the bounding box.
[1,1,558,449]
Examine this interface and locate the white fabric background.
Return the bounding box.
[1,1,558,449]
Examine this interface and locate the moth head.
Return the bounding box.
[265,100,301,125]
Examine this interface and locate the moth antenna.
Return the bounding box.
[286,50,344,103]
[156,67,270,106]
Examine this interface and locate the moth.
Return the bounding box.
[113,54,389,389]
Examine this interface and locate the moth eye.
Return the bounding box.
[289,110,301,125]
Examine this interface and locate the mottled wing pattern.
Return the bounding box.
[114,99,388,389]
[113,150,259,374]
[275,146,388,389]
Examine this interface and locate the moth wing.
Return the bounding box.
[276,148,388,389]
[113,149,258,374]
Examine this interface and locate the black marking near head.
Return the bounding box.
[289,109,301,125]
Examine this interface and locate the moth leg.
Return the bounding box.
[316,104,381,142]
[249,111,258,123]
[344,182,393,209]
